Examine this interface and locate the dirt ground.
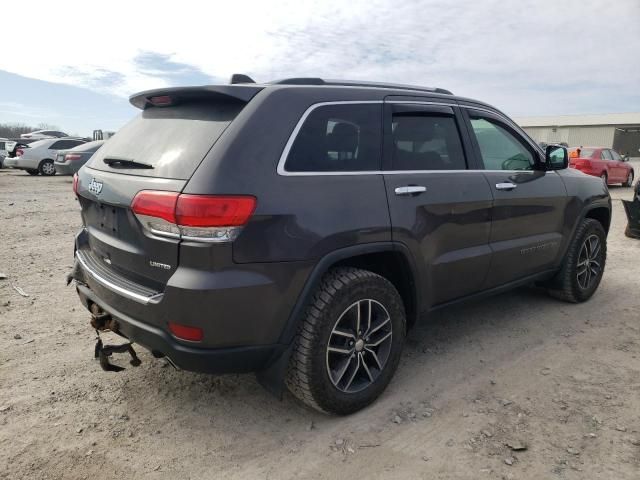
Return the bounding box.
[0,168,639,480]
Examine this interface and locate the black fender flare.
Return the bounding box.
[256,241,421,397]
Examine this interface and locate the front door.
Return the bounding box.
[463,109,569,288]
[382,100,493,307]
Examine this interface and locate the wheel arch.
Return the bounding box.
[584,205,611,233]
[279,242,420,345]
[256,242,420,397]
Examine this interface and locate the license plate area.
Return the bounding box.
[96,203,119,234]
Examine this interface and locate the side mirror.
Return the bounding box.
[544,145,568,170]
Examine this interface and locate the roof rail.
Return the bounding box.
[271,77,452,95]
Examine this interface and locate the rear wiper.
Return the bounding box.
[103,157,154,169]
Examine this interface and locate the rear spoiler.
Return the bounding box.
[129,85,264,110]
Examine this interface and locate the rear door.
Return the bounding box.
[382,99,493,306]
[600,149,616,181]
[76,100,245,291]
[463,108,568,288]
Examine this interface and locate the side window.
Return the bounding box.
[470,117,534,171]
[610,150,622,161]
[49,141,64,149]
[391,114,466,170]
[601,150,613,161]
[285,104,382,172]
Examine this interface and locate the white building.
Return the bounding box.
[514,113,640,159]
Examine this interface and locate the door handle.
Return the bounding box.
[495,182,517,191]
[395,185,427,196]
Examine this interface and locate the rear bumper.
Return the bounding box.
[76,284,286,373]
[71,228,312,373]
[54,161,77,175]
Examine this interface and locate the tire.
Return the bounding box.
[286,267,406,415]
[27,169,39,176]
[600,172,608,186]
[547,218,607,303]
[625,171,634,188]
[39,159,56,176]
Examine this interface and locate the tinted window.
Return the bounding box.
[610,150,622,161]
[51,140,84,150]
[601,150,613,160]
[470,118,534,170]
[285,104,382,172]
[89,102,243,179]
[391,115,466,170]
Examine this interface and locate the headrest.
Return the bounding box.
[393,117,435,143]
[326,122,359,153]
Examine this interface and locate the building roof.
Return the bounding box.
[514,112,640,127]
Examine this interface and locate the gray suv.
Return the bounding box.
[70,77,611,414]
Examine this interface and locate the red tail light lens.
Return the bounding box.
[72,173,79,195]
[65,153,83,161]
[176,195,256,227]
[131,191,256,242]
[131,191,178,224]
[168,322,203,342]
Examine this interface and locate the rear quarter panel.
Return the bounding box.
[184,87,392,264]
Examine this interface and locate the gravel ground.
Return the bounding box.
[0,169,639,480]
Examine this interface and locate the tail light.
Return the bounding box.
[72,173,79,196]
[168,322,203,342]
[16,148,24,157]
[65,153,82,161]
[131,190,256,243]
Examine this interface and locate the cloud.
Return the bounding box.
[0,0,638,116]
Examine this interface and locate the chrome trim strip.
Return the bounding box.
[276,100,543,177]
[76,252,162,305]
[276,101,383,176]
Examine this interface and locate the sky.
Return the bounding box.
[1,0,639,136]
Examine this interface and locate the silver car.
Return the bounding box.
[4,137,86,175]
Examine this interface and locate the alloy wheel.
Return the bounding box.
[576,234,602,290]
[326,299,393,393]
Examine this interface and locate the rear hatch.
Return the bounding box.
[76,87,260,294]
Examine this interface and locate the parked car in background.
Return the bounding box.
[20,129,69,139]
[0,138,7,168]
[569,147,634,186]
[54,140,105,175]
[3,137,86,175]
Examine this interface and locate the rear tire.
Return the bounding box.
[625,171,634,188]
[547,218,606,303]
[27,169,39,176]
[39,159,56,176]
[286,267,406,415]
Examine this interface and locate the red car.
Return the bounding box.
[569,147,634,186]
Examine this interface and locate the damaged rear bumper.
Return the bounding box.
[75,284,286,374]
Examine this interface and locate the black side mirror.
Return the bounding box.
[544,145,568,170]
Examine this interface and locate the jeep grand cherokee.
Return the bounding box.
[69,76,611,414]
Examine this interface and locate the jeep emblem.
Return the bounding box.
[88,178,103,195]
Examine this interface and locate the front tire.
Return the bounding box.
[286,267,406,415]
[547,218,606,303]
[625,171,634,188]
[39,159,56,176]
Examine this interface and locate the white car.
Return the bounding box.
[20,129,69,139]
[0,138,8,168]
[3,138,87,175]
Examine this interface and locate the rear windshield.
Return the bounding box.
[87,102,243,179]
[70,140,104,153]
